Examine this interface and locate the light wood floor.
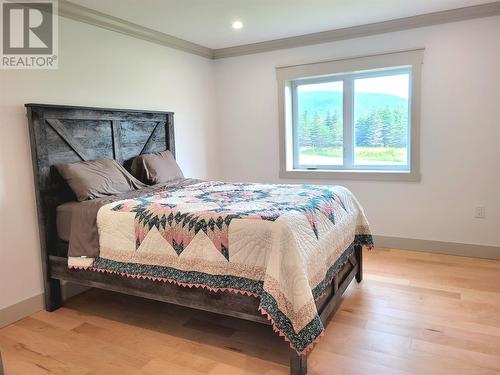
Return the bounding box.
[1,248,500,374]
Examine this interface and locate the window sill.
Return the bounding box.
[280,168,421,182]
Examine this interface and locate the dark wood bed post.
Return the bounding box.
[46,279,63,311]
[290,350,307,375]
[26,105,64,311]
[355,244,363,282]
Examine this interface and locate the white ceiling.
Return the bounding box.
[68,0,494,49]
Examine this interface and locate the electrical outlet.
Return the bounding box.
[474,206,486,219]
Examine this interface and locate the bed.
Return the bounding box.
[26,103,372,375]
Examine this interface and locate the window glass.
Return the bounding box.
[296,81,343,166]
[353,73,410,167]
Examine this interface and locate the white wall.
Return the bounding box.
[0,18,217,310]
[214,16,500,248]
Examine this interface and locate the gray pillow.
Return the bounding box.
[56,158,145,201]
[131,150,184,185]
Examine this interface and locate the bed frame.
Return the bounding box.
[26,103,363,375]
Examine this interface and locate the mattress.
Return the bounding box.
[56,201,80,242]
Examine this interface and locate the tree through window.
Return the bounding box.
[293,68,411,171]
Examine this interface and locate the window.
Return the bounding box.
[277,50,423,181]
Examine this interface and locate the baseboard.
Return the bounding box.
[0,293,43,328]
[0,283,89,328]
[373,235,500,260]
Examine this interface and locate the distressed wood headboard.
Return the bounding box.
[26,103,175,258]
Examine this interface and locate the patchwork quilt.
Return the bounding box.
[71,180,373,354]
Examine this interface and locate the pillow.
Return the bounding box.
[131,150,184,185]
[56,158,146,201]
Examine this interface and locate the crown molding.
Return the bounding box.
[59,0,214,59]
[213,2,500,59]
[59,1,500,60]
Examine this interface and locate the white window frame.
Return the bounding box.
[277,49,424,182]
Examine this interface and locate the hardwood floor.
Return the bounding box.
[1,248,500,374]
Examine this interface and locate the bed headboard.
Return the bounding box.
[26,103,175,256]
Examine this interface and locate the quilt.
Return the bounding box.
[71,180,373,354]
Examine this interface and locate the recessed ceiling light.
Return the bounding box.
[232,20,243,30]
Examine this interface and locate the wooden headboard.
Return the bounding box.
[26,103,175,257]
